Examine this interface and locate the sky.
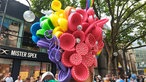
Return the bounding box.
[16,0,31,6]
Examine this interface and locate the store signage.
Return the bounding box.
[11,50,37,58]
[0,48,9,55]
[0,47,38,59]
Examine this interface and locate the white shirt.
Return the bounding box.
[5,77,13,82]
[15,79,23,82]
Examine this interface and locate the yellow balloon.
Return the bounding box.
[55,9,65,18]
[53,26,63,35]
[49,14,59,27]
[54,31,63,37]
[51,0,62,11]
[58,18,68,32]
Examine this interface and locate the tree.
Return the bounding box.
[30,0,146,74]
[89,0,146,74]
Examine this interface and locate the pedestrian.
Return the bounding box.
[94,75,103,82]
[41,71,58,82]
[1,72,13,82]
[30,76,35,82]
[139,75,144,82]
[103,74,110,82]
[15,75,23,82]
[25,77,30,82]
[36,76,41,82]
[130,74,137,82]
[111,75,117,82]
[55,73,58,81]
[116,75,124,82]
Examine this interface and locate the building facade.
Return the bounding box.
[134,48,146,75]
[0,0,56,81]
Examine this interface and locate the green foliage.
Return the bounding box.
[30,0,78,17]
[98,0,146,50]
[30,0,53,17]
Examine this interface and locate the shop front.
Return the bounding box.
[0,45,56,81]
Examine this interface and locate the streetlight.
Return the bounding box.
[23,10,35,22]
[23,0,35,22]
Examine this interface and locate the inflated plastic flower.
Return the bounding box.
[30,0,108,82]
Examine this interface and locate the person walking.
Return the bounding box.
[94,75,103,82]
[116,75,124,82]
[41,71,58,82]
[36,76,41,82]
[1,72,13,82]
[15,75,23,82]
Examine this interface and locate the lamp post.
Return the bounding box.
[23,0,35,22]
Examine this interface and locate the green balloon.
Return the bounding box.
[42,19,52,30]
[48,17,55,29]
[36,29,46,38]
[40,16,48,22]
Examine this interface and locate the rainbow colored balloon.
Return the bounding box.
[30,0,108,82]
[86,0,94,10]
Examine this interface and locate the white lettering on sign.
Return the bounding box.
[11,50,37,58]
[27,53,37,58]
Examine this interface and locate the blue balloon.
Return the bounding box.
[30,22,41,35]
[32,35,40,43]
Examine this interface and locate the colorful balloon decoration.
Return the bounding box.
[30,0,108,82]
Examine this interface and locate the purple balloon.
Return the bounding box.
[58,68,71,82]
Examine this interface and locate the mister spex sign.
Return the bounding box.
[0,48,37,59]
[11,50,37,58]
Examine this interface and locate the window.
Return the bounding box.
[0,58,13,80]
[19,60,51,81]
[41,62,52,73]
[21,22,39,51]
[0,17,20,47]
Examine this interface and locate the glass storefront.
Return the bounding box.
[0,1,55,81]
[0,58,13,80]
[0,16,40,52]
[19,60,51,81]
[0,17,20,47]
[21,22,39,51]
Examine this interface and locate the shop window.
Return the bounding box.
[41,62,52,73]
[21,22,39,51]
[0,58,13,80]
[0,17,20,48]
[19,60,51,81]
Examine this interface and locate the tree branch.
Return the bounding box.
[106,0,114,20]
[120,1,137,19]
[116,0,129,29]
[119,0,129,17]
[120,20,146,33]
[116,0,120,19]
[126,45,146,50]
[119,2,146,27]
[93,0,101,18]
[125,32,146,49]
